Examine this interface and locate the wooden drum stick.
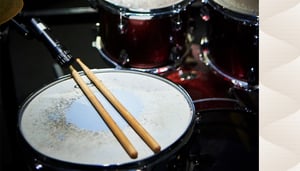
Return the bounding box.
[69,65,138,159]
[75,58,161,153]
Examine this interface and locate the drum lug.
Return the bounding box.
[118,10,128,34]
[172,14,183,31]
[119,49,130,66]
[247,67,258,87]
[33,159,44,170]
[118,22,127,34]
[253,30,259,46]
[199,4,210,21]
[172,4,184,31]
[169,45,183,64]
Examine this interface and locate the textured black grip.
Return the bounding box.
[29,18,74,67]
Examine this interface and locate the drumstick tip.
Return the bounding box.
[75,58,82,63]
[153,145,161,154]
[129,150,138,159]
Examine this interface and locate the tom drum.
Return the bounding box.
[199,0,259,89]
[93,0,194,72]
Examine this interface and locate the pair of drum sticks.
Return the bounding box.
[69,58,161,159]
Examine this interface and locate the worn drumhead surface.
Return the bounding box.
[19,69,194,166]
[104,0,183,11]
[211,0,258,16]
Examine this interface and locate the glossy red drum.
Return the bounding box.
[94,0,194,72]
[161,52,243,112]
[199,0,258,89]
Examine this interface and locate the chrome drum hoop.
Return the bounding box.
[95,0,195,18]
[206,0,258,26]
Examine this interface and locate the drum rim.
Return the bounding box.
[95,44,184,74]
[207,0,259,26]
[96,0,195,17]
[200,49,250,89]
[17,68,196,169]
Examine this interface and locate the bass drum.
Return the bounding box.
[17,69,195,171]
[199,0,259,89]
[185,108,258,171]
[162,60,258,170]
[93,0,194,73]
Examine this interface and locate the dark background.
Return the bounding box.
[1,1,111,170]
[1,0,258,170]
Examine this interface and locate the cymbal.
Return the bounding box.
[0,0,24,25]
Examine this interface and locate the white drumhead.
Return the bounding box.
[104,0,183,11]
[19,69,194,166]
[212,0,258,16]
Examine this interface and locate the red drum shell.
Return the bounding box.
[97,0,192,69]
[200,0,258,88]
[161,60,243,112]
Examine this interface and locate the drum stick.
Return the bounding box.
[75,58,161,153]
[69,65,138,159]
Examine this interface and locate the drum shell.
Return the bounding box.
[201,0,258,87]
[96,2,191,69]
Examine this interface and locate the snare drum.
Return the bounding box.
[94,0,194,72]
[200,0,258,89]
[17,69,195,170]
